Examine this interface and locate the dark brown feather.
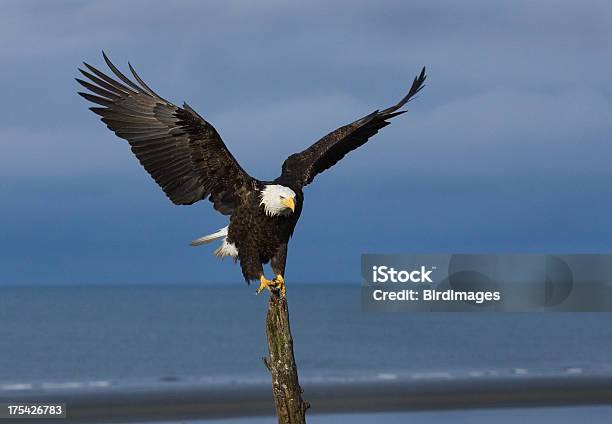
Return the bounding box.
[77,53,255,212]
[277,67,426,187]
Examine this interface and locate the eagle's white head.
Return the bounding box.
[260,185,296,216]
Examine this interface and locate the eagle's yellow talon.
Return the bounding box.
[257,275,286,296]
[274,274,286,297]
[257,275,275,294]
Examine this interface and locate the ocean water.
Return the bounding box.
[1,284,611,385]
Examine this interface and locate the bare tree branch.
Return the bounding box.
[264,293,309,423]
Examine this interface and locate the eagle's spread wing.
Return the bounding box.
[77,53,254,214]
[278,67,426,188]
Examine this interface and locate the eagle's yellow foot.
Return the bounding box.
[274,274,286,297]
[257,275,275,294]
[256,275,286,296]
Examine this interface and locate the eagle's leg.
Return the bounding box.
[271,243,288,297]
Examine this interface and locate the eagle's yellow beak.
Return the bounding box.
[282,196,295,213]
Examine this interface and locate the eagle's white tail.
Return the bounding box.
[190,226,228,246]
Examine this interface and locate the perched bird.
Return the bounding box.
[77,53,426,296]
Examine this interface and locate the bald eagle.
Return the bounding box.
[77,53,426,295]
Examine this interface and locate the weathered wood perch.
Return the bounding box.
[263,292,309,424]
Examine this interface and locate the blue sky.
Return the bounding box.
[1,0,611,285]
